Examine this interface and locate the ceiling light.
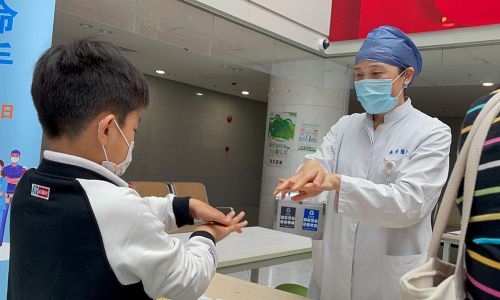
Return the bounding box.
[156,70,166,75]
[100,29,113,34]
[241,91,250,95]
[482,82,494,87]
[79,23,93,28]
[196,92,203,96]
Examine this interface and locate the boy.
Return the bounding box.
[8,38,247,300]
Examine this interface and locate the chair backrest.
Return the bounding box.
[168,182,209,204]
[129,181,169,197]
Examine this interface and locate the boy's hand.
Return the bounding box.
[196,211,248,243]
[189,198,234,227]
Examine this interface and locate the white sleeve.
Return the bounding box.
[141,194,193,232]
[337,123,452,228]
[141,194,178,232]
[78,180,217,300]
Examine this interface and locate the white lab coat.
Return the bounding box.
[306,100,451,300]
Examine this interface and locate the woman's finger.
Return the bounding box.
[291,191,309,202]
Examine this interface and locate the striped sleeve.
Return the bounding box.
[457,90,500,299]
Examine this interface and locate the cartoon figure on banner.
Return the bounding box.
[0,150,24,245]
[0,160,7,246]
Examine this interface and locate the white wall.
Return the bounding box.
[181,0,331,52]
[250,0,331,35]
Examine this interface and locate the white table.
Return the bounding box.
[442,230,461,262]
[171,226,312,283]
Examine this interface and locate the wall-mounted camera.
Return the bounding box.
[231,80,237,86]
[320,38,330,51]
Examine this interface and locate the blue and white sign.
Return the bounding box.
[0,0,55,297]
[302,208,320,231]
[279,206,296,229]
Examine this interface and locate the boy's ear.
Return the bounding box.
[97,114,116,146]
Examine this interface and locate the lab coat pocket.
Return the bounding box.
[383,253,426,300]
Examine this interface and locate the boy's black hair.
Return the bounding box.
[31,38,149,139]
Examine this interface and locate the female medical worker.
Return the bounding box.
[274,26,452,300]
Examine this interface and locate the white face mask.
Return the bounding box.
[11,157,19,163]
[99,119,134,177]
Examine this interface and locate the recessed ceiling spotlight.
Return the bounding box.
[79,23,93,28]
[156,70,166,75]
[482,82,494,87]
[100,29,113,34]
[241,91,250,95]
[196,92,204,96]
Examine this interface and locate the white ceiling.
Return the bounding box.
[53,0,500,117]
[52,9,272,102]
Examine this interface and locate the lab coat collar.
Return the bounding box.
[43,150,129,187]
[365,98,413,125]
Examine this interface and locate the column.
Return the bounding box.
[258,57,352,228]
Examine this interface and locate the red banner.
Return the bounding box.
[330,0,500,41]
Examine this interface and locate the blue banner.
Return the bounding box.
[0,0,55,297]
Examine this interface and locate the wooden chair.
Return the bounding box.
[129,181,169,197]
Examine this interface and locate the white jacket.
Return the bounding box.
[306,100,451,300]
[43,151,217,300]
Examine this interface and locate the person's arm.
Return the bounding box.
[274,116,348,198]
[338,123,451,228]
[111,196,218,300]
[78,181,240,300]
[141,195,237,233]
[141,194,193,232]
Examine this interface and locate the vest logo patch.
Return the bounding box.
[31,184,50,200]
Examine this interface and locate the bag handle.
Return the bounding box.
[428,91,500,259]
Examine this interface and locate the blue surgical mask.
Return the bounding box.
[355,71,406,114]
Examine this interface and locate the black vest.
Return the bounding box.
[8,159,151,300]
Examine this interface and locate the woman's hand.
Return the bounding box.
[273,160,341,202]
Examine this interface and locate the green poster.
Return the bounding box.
[268,112,296,140]
[266,112,297,168]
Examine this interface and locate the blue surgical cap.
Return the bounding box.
[355,26,422,77]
